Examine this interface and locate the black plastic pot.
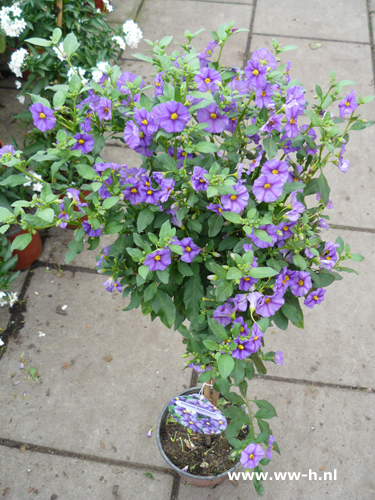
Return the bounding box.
[156,386,241,487]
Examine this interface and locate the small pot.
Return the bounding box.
[6,228,43,271]
[156,387,241,488]
[94,0,111,11]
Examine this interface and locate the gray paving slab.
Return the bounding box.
[41,227,117,269]
[0,268,191,468]
[264,228,375,388]
[0,81,30,148]
[253,0,370,43]
[101,144,144,166]
[251,35,375,120]
[0,270,28,332]
[0,445,173,500]
[106,0,143,23]
[178,378,375,500]
[135,0,252,68]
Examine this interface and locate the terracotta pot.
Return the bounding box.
[0,140,3,148]
[156,387,241,488]
[7,228,43,271]
[94,0,111,11]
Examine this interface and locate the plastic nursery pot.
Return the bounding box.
[6,228,43,271]
[156,387,241,488]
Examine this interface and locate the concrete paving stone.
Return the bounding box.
[0,445,173,500]
[0,268,191,468]
[264,228,375,388]
[253,0,370,44]
[101,143,144,166]
[178,378,375,500]
[250,35,375,120]
[0,80,30,148]
[106,0,143,23]
[40,227,117,269]
[135,0,253,68]
[0,270,28,332]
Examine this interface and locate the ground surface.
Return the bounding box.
[0,1,375,499]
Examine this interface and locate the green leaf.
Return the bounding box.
[254,399,277,418]
[138,265,149,279]
[215,280,233,302]
[36,208,55,223]
[218,354,235,378]
[304,178,320,196]
[152,289,176,328]
[178,261,193,276]
[230,359,246,385]
[227,267,242,280]
[225,392,246,406]
[251,353,267,375]
[208,317,228,340]
[222,211,242,224]
[318,172,330,204]
[281,297,304,328]
[28,366,38,381]
[350,121,374,131]
[63,33,80,57]
[144,282,157,302]
[156,269,170,284]
[304,109,322,128]
[26,37,52,47]
[137,208,154,232]
[69,74,81,93]
[76,164,96,180]
[293,254,308,270]
[263,137,278,159]
[349,253,364,262]
[11,232,32,251]
[203,340,219,351]
[253,228,273,243]
[248,267,278,279]
[272,309,288,330]
[208,213,224,237]
[205,261,227,279]
[102,196,120,209]
[0,175,29,187]
[279,44,298,52]
[245,124,259,135]
[183,274,204,319]
[194,142,220,153]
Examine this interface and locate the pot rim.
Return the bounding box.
[156,386,241,481]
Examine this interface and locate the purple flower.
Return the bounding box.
[286,61,291,83]
[338,144,350,172]
[300,124,318,155]
[253,174,284,203]
[304,288,326,308]
[71,133,95,154]
[82,220,102,237]
[266,435,275,459]
[177,237,200,263]
[194,67,221,93]
[284,101,299,138]
[144,248,171,271]
[96,97,112,122]
[0,144,16,160]
[30,103,56,132]
[252,48,277,70]
[196,103,229,134]
[285,192,305,222]
[244,59,267,89]
[213,303,236,327]
[167,147,192,168]
[261,159,289,183]
[286,86,306,114]
[274,267,295,293]
[232,337,253,359]
[191,167,209,191]
[221,182,249,213]
[197,40,218,68]
[134,108,158,136]
[116,71,143,94]
[255,84,274,108]
[289,271,312,296]
[320,242,339,270]
[233,294,248,312]
[338,90,357,118]
[147,429,153,437]
[81,110,92,133]
[240,443,265,469]
[247,324,264,353]
[256,292,285,317]
[248,224,278,249]
[274,351,283,366]
[57,203,69,228]
[154,72,164,97]
[260,114,282,134]
[103,277,122,293]
[124,121,141,149]
[158,101,190,133]
[245,148,264,174]
[207,203,224,216]
[232,317,250,336]
[239,275,257,290]
[96,246,110,267]
[180,413,203,433]
[188,363,213,374]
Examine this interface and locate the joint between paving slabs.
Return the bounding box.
[252,32,371,46]
[366,0,375,92]
[242,0,258,70]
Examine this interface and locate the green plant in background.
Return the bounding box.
[0,234,19,309]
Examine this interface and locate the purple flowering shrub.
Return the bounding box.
[0,26,372,491]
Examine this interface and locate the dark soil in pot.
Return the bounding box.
[160,419,245,476]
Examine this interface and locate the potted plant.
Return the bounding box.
[0,25,372,493]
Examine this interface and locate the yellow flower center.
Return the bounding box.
[171,113,178,120]
[345,101,350,107]
[265,298,271,304]
[252,69,259,76]
[240,326,244,332]
[210,113,217,119]
[204,78,211,83]
[283,226,289,231]
[282,276,289,284]
[290,118,296,124]
[244,277,250,281]
[199,178,205,183]
[261,91,266,96]
[294,176,299,181]
[104,107,109,113]
[185,246,191,252]
[154,255,161,261]
[238,345,244,350]
[145,181,150,186]
[147,190,153,195]
[249,453,255,459]
[61,210,65,215]
[131,188,137,193]
[78,139,85,144]
[230,195,237,201]
[218,207,223,212]
[326,256,331,260]
[253,336,258,340]
[182,151,186,156]
[39,112,46,119]
[114,283,118,287]
[264,183,271,189]
[313,295,319,300]
[140,132,145,138]
[272,169,279,174]
[156,82,161,86]
[298,280,304,286]
[142,119,148,125]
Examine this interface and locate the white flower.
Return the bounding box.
[8,292,18,308]
[97,61,110,73]
[16,95,25,105]
[92,70,103,83]
[53,43,67,61]
[67,66,89,86]
[8,47,28,77]
[103,0,113,12]
[0,338,4,346]
[24,171,43,191]
[15,80,22,89]
[0,3,26,37]
[122,20,143,49]
[112,35,126,50]
[0,291,18,308]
